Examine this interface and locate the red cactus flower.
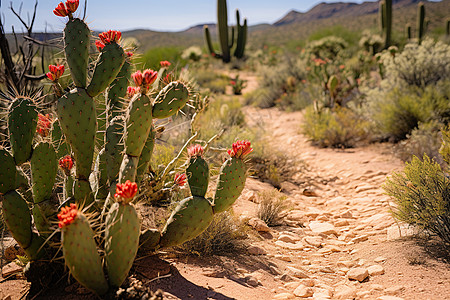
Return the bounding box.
[230,80,236,85]
[58,203,78,228]
[126,51,133,57]
[131,70,143,87]
[339,64,345,70]
[143,69,158,87]
[174,173,187,187]
[95,40,105,52]
[114,180,138,203]
[127,86,140,98]
[36,113,52,137]
[99,30,122,44]
[53,2,68,17]
[313,58,327,66]
[65,0,79,14]
[227,140,253,159]
[187,144,204,157]
[46,64,65,81]
[59,155,74,175]
[160,61,171,68]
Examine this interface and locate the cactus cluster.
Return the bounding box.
[204,0,247,63]
[0,0,252,296]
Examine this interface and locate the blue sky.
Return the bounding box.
[0,0,425,33]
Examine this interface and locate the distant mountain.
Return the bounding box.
[274,0,421,26]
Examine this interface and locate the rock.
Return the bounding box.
[299,279,315,287]
[377,296,405,300]
[384,286,405,295]
[339,210,354,219]
[269,265,283,275]
[274,254,292,262]
[1,262,22,278]
[336,261,356,268]
[386,224,419,241]
[347,267,369,282]
[248,218,270,232]
[368,265,385,276]
[242,190,258,203]
[334,219,349,227]
[334,285,357,300]
[287,210,306,223]
[248,245,267,255]
[278,234,300,243]
[303,189,318,197]
[303,236,323,248]
[273,292,295,300]
[293,285,314,298]
[355,184,374,193]
[274,241,304,250]
[374,256,387,263]
[350,235,369,243]
[313,288,333,299]
[309,221,338,236]
[286,266,309,279]
[304,208,326,218]
[246,276,259,287]
[279,274,294,282]
[370,284,384,291]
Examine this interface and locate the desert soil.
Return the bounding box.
[1,72,449,300]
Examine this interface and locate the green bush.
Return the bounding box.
[302,106,370,148]
[384,155,450,245]
[135,46,183,70]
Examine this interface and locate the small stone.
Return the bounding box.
[303,236,323,248]
[269,265,283,275]
[299,279,315,287]
[340,210,354,219]
[351,235,369,243]
[293,284,314,298]
[368,265,385,276]
[279,274,294,282]
[386,224,419,241]
[309,221,338,236]
[273,292,295,300]
[242,191,258,203]
[384,286,405,295]
[347,267,369,282]
[337,261,355,268]
[1,262,22,278]
[334,219,349,227]
[334,285,357,300]
[274,254,292,262]
[248,217,270,232]
[248,245,267,255]
[286,266,309,279]
[303,189,318,197]
[278,234,300,243]
[374,256,387,263]
[370,284,384,291]
[275,241,304,250]
[246,276,259,287]
[287,210,307,223]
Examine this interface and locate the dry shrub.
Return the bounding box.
[257,189,288,227]
[176,211,248,256]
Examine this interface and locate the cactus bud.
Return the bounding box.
[98,30,122,44]
[53,0,79,18]
[227,140,253,158]
[58,203,78,228]
[131,71,143,87]
[174,173,187,187]
[36,114,52,137]
[187,144,204,157]
[160,61,171,67]
[65,0,79,14]
[143,69,158,87]
[126,51,133,57]
[46,64,65,81]
[59,155,74,176]
[95,40,105,52]
[114,180,138,204]
[53,2,68,17]
[126,86,140,98]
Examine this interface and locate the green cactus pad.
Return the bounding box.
[7,97,38,165]
[51,119,71,157]
[0,149,17,194]
[56,88,96,179]
[32,202,56,238]
[118,154,139,183]
[107,60,132,122]
[73,179,94,207]
[136,125,156,185]
[62,213,109,295]
[15,167,29,190]
[105,203,140,287]
[124,94,153,157]
[87,43,126,98]
[30,142,58,204]
[152,81,189,119]
[2,190,32,249]
[139,228,161,252]
[64,18,90,88]
[105,116,124,185]
[213,157,247,213]
[94,148,109,202]
[160,196,214,248]
[186,156,209,198]
[64,175,74,200]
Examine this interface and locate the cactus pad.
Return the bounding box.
[124,94,153,157]
[136,125,156,185]
[64,18,90,87]
[0,149,17,194]
[186,156,209,198]
[152,81,189,119]
[30,142,58,204]
[105,116,124,184]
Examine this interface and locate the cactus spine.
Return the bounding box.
[203,0,248,63]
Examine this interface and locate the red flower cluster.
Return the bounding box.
[95,40,105,52]
[126,51,133,58]
[174,173,187,187]
[53,0,79,17]
[59,155,74,175]
[36,114,52,137]
[160,61,171,68]
[46,64,65,81]
[187,144,204,158]
[131,69,158,90]
[127,86,140,98]
[227,140,253,159]
[99,30,122,44]
[114,180,138,203]
[58,203,78,228]
[313,58,327,66]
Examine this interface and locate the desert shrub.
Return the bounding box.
[305,36,348,61]
[384,155,450,245]
[176,211,248,256]
[308,25,361,48]
[257,189,288,227]
[189,69,229,94]
[135,46,182,70]
[359,31,384,55]
[365,82,450,141]
[394,121,444,165]
[381,38,450,89]
[302,106,370,148]
[181,46,203,62]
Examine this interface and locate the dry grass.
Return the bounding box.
[256,189,288,227]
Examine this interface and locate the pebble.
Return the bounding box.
[334,219,349,227]
[334,285,357,300]
[303,236,323,248]
[248,245,267,255]
[293,284,314,298]
[248,217,270,232]
[278,234,300,243]
[368,264,385,276]
[246,276,259,287]
[299,279,315,287]
[374,256,387,263]
[309,221,338,236]
[384,286,405,295]
[272,292,295,300]
[347,267,369,282]
[286,266,310,279]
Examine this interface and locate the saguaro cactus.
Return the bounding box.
[383,0,392,49]
[203,0,248,63]
[417,2,425,44]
